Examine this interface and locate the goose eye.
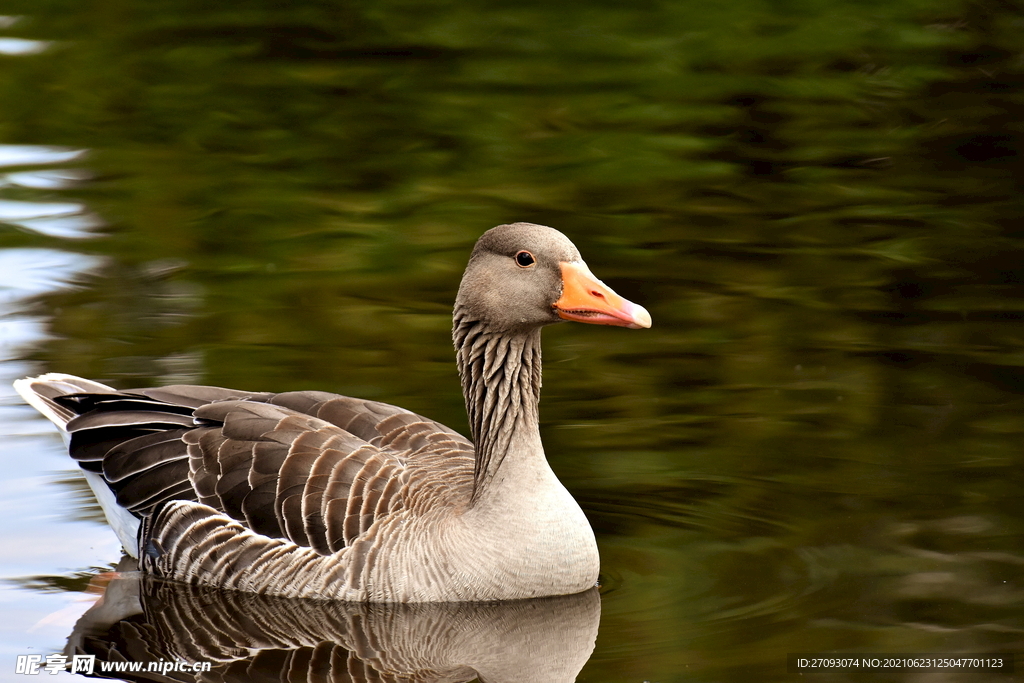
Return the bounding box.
[514,250,535,268]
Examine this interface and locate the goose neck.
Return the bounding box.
[453,308,544,500]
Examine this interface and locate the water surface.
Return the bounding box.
[0,1,1022,681]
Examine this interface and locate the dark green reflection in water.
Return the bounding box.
[2,0,1023,680]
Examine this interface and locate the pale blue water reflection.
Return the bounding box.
[0,248,110,680]
[0,131,109,683]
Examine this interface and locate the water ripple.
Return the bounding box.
[0,37,50,55]
[0,201,101,239]
[0,145,85,168]
[0,248,102,295]
[3,169,91,190]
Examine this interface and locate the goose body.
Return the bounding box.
[16,223,650,602]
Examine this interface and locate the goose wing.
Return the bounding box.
[35,380,475,557]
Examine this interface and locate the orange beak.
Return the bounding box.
[553,261,652,329]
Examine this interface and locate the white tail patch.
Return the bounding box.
[14,373,140,557]
[83,470,141,558]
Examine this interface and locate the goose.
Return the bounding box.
[15,222,651,602]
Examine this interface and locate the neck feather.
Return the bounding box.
[453,305,543,500]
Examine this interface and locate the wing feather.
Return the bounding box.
[112,459,191,508]
[300,446,348,555]
[20,378,476,565]
[103,432,188,483]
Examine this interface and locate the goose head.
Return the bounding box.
[456,222,651,333]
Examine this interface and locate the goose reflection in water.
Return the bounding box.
[66,558,601,683]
